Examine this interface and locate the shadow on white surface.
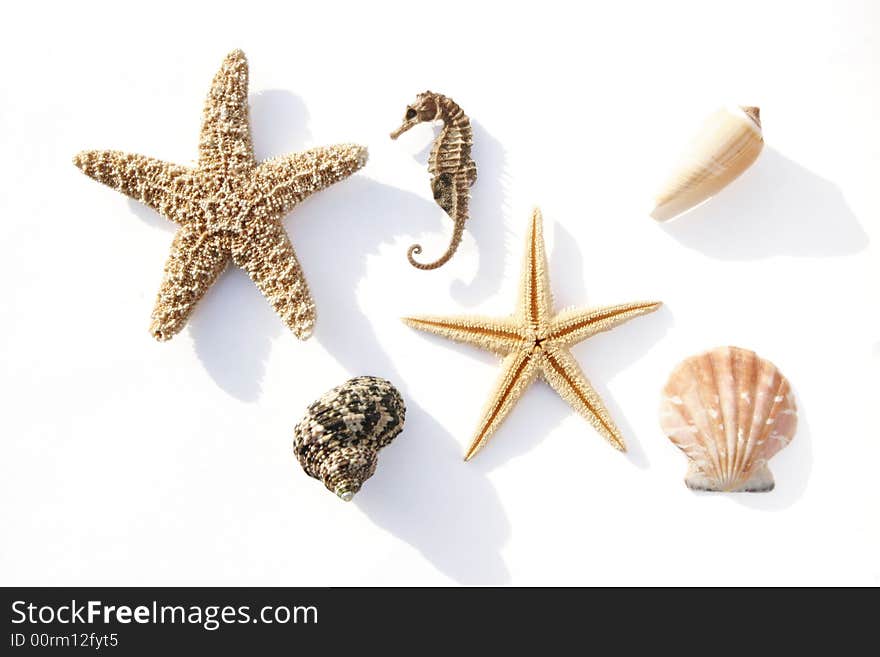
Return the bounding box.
[189,268,281,401]
[249,90,312,159]
[299,175,511,583]
[303,178,435,362]
[557,220,673,469]
[356,401,511,584]
[660,147,869,258]
[578,305,674,470]
[112,224,284,400]
[449,120,511,307]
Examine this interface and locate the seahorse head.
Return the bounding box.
[390,91,442,139]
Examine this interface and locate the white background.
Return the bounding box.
[1,0,877,586]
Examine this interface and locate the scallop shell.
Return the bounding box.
[651,106,764,221]
[293,376,406,501]
[659,346,797,492]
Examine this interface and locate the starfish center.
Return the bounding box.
[528,326,549,348]
[191,174,261,237]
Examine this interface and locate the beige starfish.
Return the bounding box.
[404,209,662,461]
[73,49,367,341]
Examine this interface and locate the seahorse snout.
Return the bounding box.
[390,120,417,140]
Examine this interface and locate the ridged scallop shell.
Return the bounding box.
[659,346,797,492]
[651,106,764,221]
[293,376,406,501]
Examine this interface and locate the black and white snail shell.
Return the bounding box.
[293,376,406,501]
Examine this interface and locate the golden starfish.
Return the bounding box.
[404,209,662,461]
[73,50,367,341]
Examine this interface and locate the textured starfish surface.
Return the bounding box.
[74,50,367,341]
[404,209,662,461]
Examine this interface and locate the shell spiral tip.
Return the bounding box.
[741,106,761,128]
[334,479,359,502]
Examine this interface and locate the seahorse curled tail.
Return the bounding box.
[406,218,466,270]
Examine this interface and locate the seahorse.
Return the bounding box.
[390,91,477,270]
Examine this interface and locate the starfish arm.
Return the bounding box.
[231,218,316,340]
[199,49,255,174]
[464,349,542,461]
[253,144,368,214]
[549,301,662,347]
[150,225,229,341]
[402,315,525,355]
[541,346,626,451]
[73,150,196,224]
[517,208,553,330]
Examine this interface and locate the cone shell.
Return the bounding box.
[651,106,764,221]
[293,376,406,501]
[659,346,797,492]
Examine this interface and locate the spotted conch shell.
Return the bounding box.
[651,106,764,221]
[659,346,797,492]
